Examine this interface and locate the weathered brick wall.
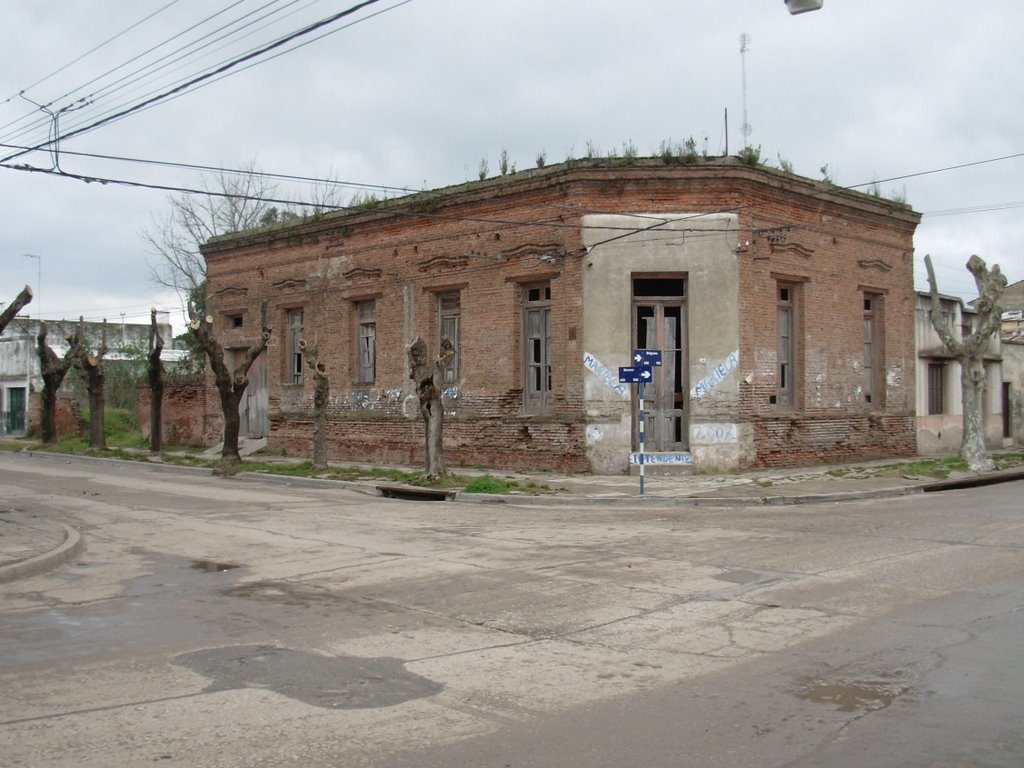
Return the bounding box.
[754,415,916,467]
[270,413,589,473]
[136,384,221,447]
[200,158,919,472]
[26,392,82,438]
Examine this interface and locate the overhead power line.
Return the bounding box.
[846,152,1024,190]
[1,0,183,108]
[0,0,251,142]
[0,0,389,165]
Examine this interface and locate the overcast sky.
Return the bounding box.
[2,0,1021,335]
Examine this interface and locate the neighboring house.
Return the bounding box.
[914,292,1006,455]
[200,157,920,474]
[1002,333,1024,445]
[998,279,1024,444]
[0,315,180,436]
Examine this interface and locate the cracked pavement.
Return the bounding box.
[1,452,1022,767]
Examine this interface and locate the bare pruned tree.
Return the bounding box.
[72,317,109,451]
[408,335,455,480]
[148,309,165,455]
[924,254,1007,471]
[1,285,33,335]
[37,321,83,445]
[188,300,272,463]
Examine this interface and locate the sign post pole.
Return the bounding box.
[638,379,646,495]
[619,350,662,497]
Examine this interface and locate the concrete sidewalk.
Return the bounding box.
[2,450,1022,583]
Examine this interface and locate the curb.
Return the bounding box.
[0,521,83,584]
[922,468,1024,492]
[9,450,1024,508]
[447,483,926,507]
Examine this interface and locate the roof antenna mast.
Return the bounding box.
[739,33,752,151]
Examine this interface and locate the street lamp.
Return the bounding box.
[785,0,823,14]
[23,253,41,318]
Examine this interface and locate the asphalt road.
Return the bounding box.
[1,453,1022,767]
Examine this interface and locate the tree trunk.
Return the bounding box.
[76,319,108,451]
[311,372,328,473]
[408,335,454,481]
[39,384,58,445]
[302,339,330,474]
[0,285,32,335]
[219,385,245,463]
[82,355,107,450]
[148,310,165,455]
[423,393,445,478]
[960,355,993,470]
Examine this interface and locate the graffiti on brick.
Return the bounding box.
[629,452,692,465]
[691,422,738,444]
[442,386,460,400]
[691,351,739,399]
[584,352,629,398]
[586,424,606,445]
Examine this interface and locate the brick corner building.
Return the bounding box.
[200,157,920,474]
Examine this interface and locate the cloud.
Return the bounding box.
[1,0,1021,334]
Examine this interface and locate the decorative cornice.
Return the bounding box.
[213,286,248,298]
[769,242,814,258]
[418,254,469,272]
[503,242,563,259]
[273,278,307,290]
[857,258,893,273]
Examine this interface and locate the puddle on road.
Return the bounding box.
[173,645,442,709]
[793,669,910,712]
[190,560,241,573]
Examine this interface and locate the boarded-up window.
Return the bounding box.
[438,292,460,383]
[863,294,883,406]
[357,301,376,383]
[287,309,303,385]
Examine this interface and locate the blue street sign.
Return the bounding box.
[632,349,663,366]
[618,365,653,383]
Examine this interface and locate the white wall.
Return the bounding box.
[581,213,740,473]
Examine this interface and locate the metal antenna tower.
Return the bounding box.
[739,33,752,147]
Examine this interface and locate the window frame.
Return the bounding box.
[285,308,304,385]
[355,300,376,383]
[927,361,945,415]
[522,283,552,415]
[863,293,884,407]
[437,291,461,384]
[776,282,797,409]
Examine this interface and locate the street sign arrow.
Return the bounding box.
[632,349,663,366]
[618,365,652,384]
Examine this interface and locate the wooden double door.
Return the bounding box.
[633,277,688,452]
